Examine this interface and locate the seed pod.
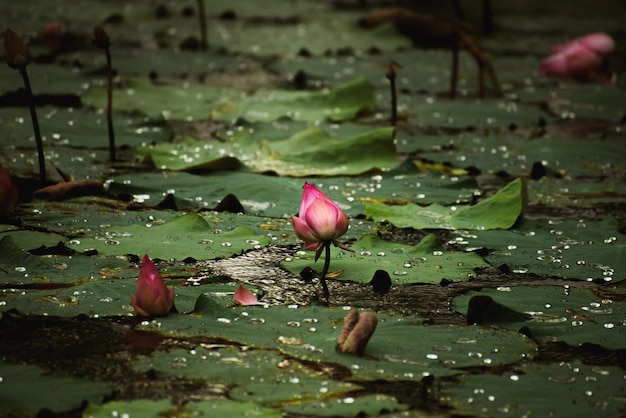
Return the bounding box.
[336,308,359,349]
[338,311,378,356]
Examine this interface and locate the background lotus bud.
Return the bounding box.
[0,163,19,215]
[3,29,31,69]
[92,26,111,49]
[539,32,615,80]
[131,255,175,317]
[291,182,349,251]
[337,308,377,356]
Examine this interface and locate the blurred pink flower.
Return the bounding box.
[234,285,258,306]
[291,182,349,252]
[539,33,615,80]
[131,255,175,317]
[0,163,19,215]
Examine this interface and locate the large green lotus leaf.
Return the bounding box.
[135,127,396,176]
[83,399,174,418]
[519,82,626,121]
[0,64,90,95]
[0,235,127,286]
[82,77,230,120]
[417,133,626,180]
[0,106,171,148]
[0,361,112,415]
[248,127,397,176]
[68,213,269,261]
[365,178,525,230]
[87,398,280,418]
[84,77,374,123]
[134,346,363,412]
[452,286,626,350]
[282,394,407,417]
[442,362,626,417]
[17,201,182,240]
[451,217,626,280]
[139,297,536,383]
[282,234,486,284]
[105,162,479,219]
[188,400,282,417]
[210,77,375,123]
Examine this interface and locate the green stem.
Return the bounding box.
[319,241,331,301]
[197,0,208,51]
[104,47,116,162]
[20,68,46,181]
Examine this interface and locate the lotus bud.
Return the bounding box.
[131,255,175,317]
[4,29,31,69]
[291,182,349,252]
[92,26,111,49]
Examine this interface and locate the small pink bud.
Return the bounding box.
[131,255,175,317]
[3,29,31,69]
[291,182,349,251]
[234,285,259,306]
[92,26,111,49]
[0,163,19,215]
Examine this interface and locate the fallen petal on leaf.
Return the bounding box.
[234,285,258,306]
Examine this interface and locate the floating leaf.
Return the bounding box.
[68,213,269,261]
[452,286,626,350]
[365,178,526,230]
[283,234,486,284]
[135,127,396,176]
[84,77,375,123]
[0,362,112,415]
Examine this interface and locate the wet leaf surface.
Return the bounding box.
[1,0,626,416]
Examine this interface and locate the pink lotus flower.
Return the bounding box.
[234,285,259,306]
[291,182,349,252]
[0,163,19,215]
[539,33,615,80]
[131,255,175,317]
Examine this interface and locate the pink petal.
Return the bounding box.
[304,199,347,241]
[234,285,258,306]
[578,33,614,54]
[292,215,320,243]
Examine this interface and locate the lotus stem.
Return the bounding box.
[104,46,116,162]
[19,68,46,181]
[319,241,331,301]
[197,0,208,51]
[386,62,397,129]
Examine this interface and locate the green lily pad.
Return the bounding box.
[0,235,127,286]
[104,161,480,219]
[450,217,626,280]
[0,361,112,415]
[442,362,626,417]
[135,126,396,176]
[283,234,487,284]
[211,76,375,123]
[84,76,375,123]
[0,106,171,148]
[138,298,536,383]
[68,213,269,261]
[365,178,525,230]
[452,286,626,350]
